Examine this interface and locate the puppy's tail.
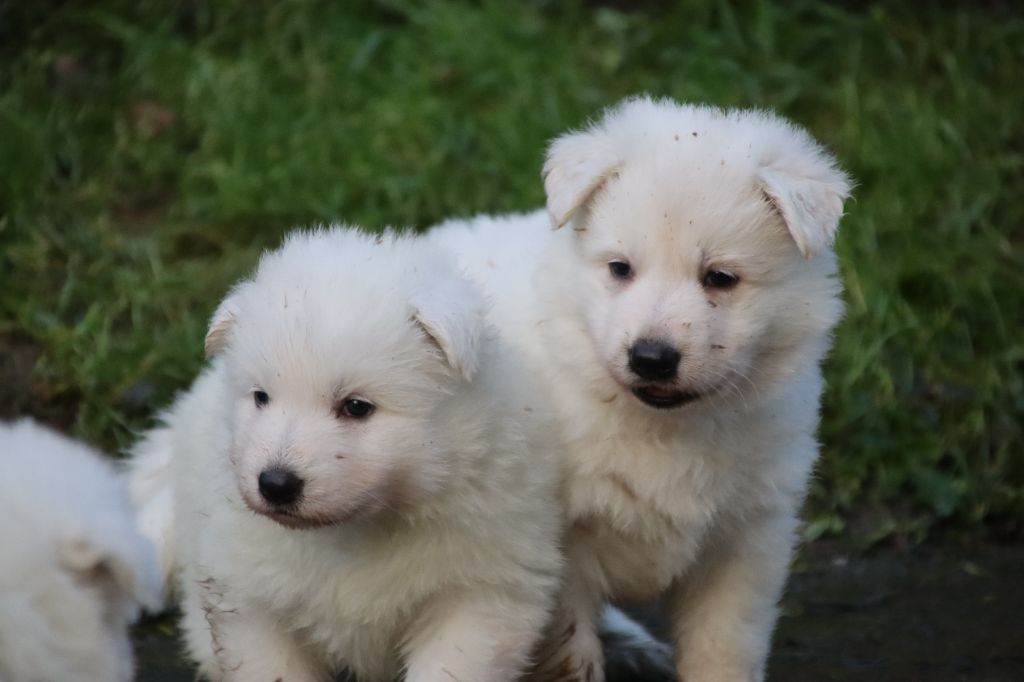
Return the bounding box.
[599,604,676,682]
[123,424,176,609]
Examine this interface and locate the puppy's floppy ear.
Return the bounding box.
[543,128,622,229]
[204,285,248,357]
[411,277,487,382]
[60,534,163,614]
[758,141,852,259]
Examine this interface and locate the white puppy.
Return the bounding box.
[0,419,161,682]
[151,228,562,682]
[432,97,851,682]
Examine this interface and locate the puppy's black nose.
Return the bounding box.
[258,467,304,506]
[628,339,681,380]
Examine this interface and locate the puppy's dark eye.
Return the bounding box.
[608,260,633,280]
[338,398,375,419]
[253,390,270,408]
[703,270,739,289]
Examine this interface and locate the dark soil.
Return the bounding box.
[134,542,1024,682]
[0,331,79,432]
[769,543,1024,682]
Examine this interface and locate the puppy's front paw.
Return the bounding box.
[676,661,762,682]
[529,620,605,682]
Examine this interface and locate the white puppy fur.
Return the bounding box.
[147,228,562,682]
[126,423,176,599]
[0,419,161,682]
[431,96,851,682]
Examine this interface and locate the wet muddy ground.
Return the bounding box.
[133,542,1024,682]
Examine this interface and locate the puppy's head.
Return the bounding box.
[543,97,851,411]
[206,229,485,529]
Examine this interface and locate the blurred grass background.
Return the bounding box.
[1,0,1021,543]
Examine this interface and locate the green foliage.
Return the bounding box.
[1,0,1021,538]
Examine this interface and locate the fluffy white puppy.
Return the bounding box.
[432,96,851,682]
[152,228,562,682]
[0,419,161,682]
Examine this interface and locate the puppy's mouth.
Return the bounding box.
[631,385,701,410]
[240,493,349,531]
[261,509,339,531]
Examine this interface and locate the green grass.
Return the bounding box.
[1,0,1021,541]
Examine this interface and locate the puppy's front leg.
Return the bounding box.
[404,589,551,682]
[199,591,330,682]
[669,510,799,682]
[529,541,605,682]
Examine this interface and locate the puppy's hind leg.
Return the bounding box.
[599,605,675,682]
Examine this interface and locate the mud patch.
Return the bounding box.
[0,331,42,418]
[0,331,79,430]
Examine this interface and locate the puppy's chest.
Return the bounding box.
[230,529,440,679]
[565,437,736,599]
